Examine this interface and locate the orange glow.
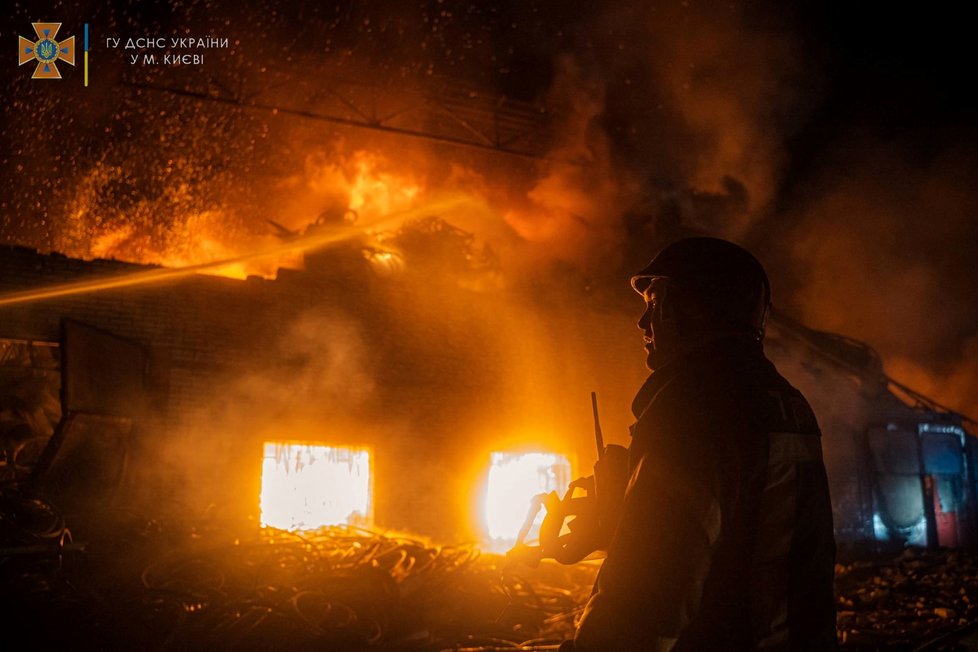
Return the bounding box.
[59,150,439,281]
[56,129,624,291]
[347,151,422,215]
[259,441,372,531]
[484,451,572,545]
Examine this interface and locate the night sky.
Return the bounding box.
[1,1,976,418]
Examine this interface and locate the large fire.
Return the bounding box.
[42,101,622,547]
[59,148,486,281]
[259,441,372,531]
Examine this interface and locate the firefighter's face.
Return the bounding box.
[637,277,679,370]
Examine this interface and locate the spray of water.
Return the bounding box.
[0,197,472,308]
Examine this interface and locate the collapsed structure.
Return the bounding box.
[766,315,975,548]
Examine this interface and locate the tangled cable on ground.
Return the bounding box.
[136,526,477,649]
[7,515,593,652]
[0,490,70,567]
[23,503,978,651]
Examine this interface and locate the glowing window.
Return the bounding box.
[485,451,572,544]
[260,442,372,531]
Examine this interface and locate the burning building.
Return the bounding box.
[3,2,978,647]
[1,237,973,552]
[0,238,633,545]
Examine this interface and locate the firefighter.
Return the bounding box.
[566,237,837,651]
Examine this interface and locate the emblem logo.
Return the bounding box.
[18,22,76,79]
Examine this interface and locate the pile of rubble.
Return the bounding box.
[836,548,978,650]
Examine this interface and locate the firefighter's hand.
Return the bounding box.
[593,444,629,547]
[538,479,602,564]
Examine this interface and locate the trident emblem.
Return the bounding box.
[18,22,76,79]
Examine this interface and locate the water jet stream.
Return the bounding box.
[0,198,470,308]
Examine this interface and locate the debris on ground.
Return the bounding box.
[4,494,978,651]
[835,547,978,650]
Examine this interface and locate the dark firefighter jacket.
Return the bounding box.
[574,335,837,651]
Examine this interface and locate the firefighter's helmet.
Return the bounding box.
[630,237,771,340]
